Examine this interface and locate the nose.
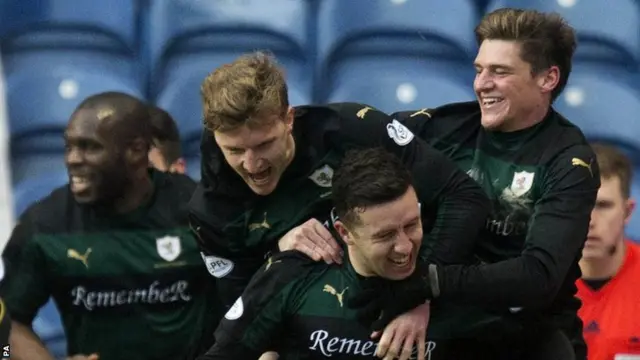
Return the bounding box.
[474,70,494,93]
[242,150,264,173]
[588,212,596,230]
[65,146,83,167]
[393,230,414,255]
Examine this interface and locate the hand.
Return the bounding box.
[346,263,433,332]
[278,219,343,264]
[258,351,279,360]
[373,302,430,360]
[66,354,99,360]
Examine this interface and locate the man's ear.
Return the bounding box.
[333,220,355,246]
[126,137,149,165]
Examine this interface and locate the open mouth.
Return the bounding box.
[70,176,91,193]
[389,255,410,267]
[248,168,272,185]
[481,97,504,108]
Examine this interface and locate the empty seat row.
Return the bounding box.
[2,0,639,63]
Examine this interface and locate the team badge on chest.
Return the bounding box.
[156,236,182,262]
[510,171,535,197]
[309,164,334,188]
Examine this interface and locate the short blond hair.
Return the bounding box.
[200,51,289,132]
[475,8,576,101]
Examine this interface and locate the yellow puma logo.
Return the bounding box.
[409,108,432,118]
[67,248,92,269]
[356,107,372,119]
[572,157,593,177]
[248,212,270,231]
[265,256,282,271]
[323,284,349,307]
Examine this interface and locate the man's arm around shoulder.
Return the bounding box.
[198,251,316,360]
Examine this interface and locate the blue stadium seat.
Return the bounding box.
[155,54,312,147]
[33,299,66,359]
[486,0,640,68]
[553,68,640,153]
[317,0,479,66]
[0,0,137,52]
[8,61,144,184]
[325,58,476,113]
[13,171,67,216]
[8,62,145,145]
[184,153,202,182]
[148,0,312,95]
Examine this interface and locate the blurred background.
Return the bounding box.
[0,0,638,356]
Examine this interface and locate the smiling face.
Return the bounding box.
[474,39,559,132]
[214,108,295,196]
[64,109,131,204]
[335,187,423,280]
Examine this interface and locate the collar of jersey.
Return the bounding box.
[483,108,552,151]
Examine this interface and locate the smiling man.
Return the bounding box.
[187,51,490,357]
[0,92,213,360]
[384,8,600,360]
[198,148,456,360]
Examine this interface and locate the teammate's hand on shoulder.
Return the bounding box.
[373,302,430,360]
[278,219,343,264]
[66,353,99,360]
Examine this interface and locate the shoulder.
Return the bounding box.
[255,251,321,279]
[153,170,199,226]
[392,101,480,122]
[223,251,325,319]
[244,251,325,294]
[155,170,197,200]
[296,102,391,123]
[393,101,481,137]
[19,185,74,235]
[543,140,600,192]
[547,110,592,147]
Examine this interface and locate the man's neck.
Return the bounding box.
[113,171,154,214]
[348,249,375,277]
[500,103,550,133]
[580,241,627,280]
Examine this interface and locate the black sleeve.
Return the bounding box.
[0,212,51,326]
[329,103,490,264]
[0,297,10,348]
[1,211,35,294]
[197,251,314,360]
[433,145,600,307]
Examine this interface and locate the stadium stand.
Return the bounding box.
[554,67,640,155]
[316,0,479,100]
[325,58,475,113]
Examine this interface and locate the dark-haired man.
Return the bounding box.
[148,105,187,174]
[198,147,457,360]
[1,92,212,360]
[357,8,600,360]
